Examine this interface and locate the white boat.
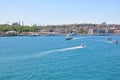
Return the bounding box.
[80,44,86,48]
[65,34,73,40]
[112,40,118,44]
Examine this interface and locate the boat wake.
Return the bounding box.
[73,38,80,40]
[103,41,113,44]
[1,45,86,61]
[95,40,113,44]
[30,46,85,58]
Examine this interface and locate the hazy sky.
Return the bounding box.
[0,0,120,25]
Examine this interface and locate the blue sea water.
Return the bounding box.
[0,36,120,80]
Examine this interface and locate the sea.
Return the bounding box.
[0,36,120,80]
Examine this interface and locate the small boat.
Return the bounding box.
[65,34,73,40]
[80,44,86,48]
[112,40,118,44]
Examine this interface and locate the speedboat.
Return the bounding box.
[66,37,73,40]
[65,34,73,40]
[112,40,118,44]
[80,44,86,48]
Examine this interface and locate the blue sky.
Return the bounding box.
[0,0,120,25]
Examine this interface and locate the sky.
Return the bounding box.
[0,0,120,25]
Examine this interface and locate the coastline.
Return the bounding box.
[0,33,120,37]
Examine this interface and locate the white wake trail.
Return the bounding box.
[29,46,85,58]
[72,38,80,40]
[3,46,85,61]
[103,41,112,44]
[94,40,113,44]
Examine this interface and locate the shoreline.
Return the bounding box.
[0,34,120,37]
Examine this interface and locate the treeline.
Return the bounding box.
[0,25,39,32]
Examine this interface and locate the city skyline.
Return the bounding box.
[0,0,120,25]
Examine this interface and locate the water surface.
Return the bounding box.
[0,36,120,80]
